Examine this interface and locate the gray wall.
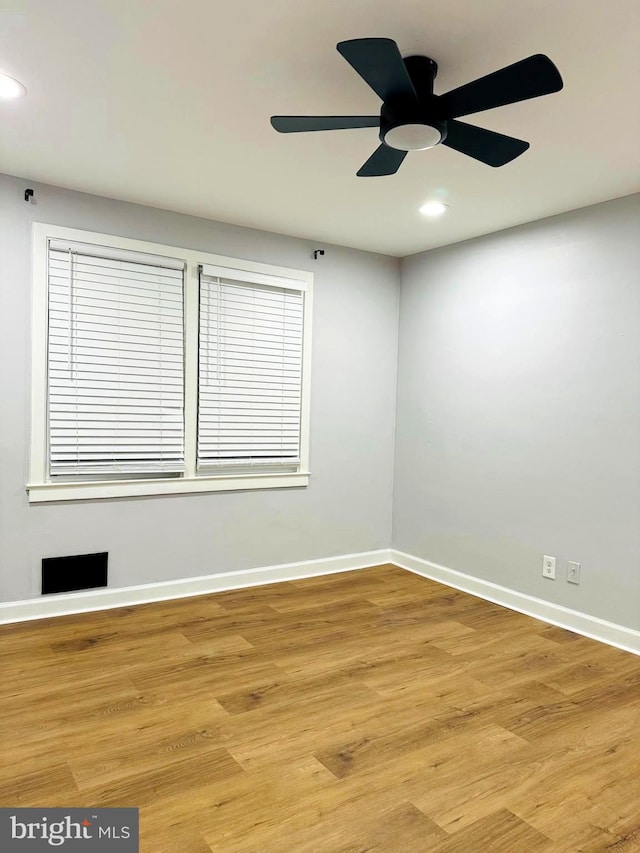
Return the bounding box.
[394,194,640,629]
[0,173,399,603]
[3,173,639,629]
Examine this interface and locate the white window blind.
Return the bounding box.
[47,241,185,476]
[198,271,304,471]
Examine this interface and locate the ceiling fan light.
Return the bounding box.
[0,72,26,100]
[384,123,442,151]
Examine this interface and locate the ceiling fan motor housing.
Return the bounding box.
[379,55,448,151]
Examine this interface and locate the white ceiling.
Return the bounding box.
[1,0,639,256]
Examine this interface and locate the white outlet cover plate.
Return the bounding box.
[568,561,581,584]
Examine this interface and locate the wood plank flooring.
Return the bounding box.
[1,564,639,851]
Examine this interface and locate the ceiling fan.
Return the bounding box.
[270,38,563,176]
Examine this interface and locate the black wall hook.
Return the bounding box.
[313,249,325,260]
[24,188,34,202]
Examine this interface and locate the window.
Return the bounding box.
[29,224,312,502]
[197,267,304,473]
[47,241,185,478]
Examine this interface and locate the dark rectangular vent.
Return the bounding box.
[42,552,108,595]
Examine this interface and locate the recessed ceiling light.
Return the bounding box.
[0,72,26,100]
[419,201,449,217]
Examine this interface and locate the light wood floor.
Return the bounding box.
[1,565,639,852]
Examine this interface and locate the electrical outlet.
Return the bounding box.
[567,561,581,585]
[542,555,556,579]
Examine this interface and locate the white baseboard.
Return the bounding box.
[3,546,639,658]
[0,549,393,625]
[391,549,640,657]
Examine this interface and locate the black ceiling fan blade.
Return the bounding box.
[439,54,563,119]
[337,38,419,104]
[270,116,379,133]
[357,144,407,177]
[442,120,529,166]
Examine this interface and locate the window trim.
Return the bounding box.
[28,223,312,503]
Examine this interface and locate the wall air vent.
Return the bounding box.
[41,552,108,595]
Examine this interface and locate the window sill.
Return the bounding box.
[27,472,311,503]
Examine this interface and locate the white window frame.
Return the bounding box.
[28,223,312,503]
